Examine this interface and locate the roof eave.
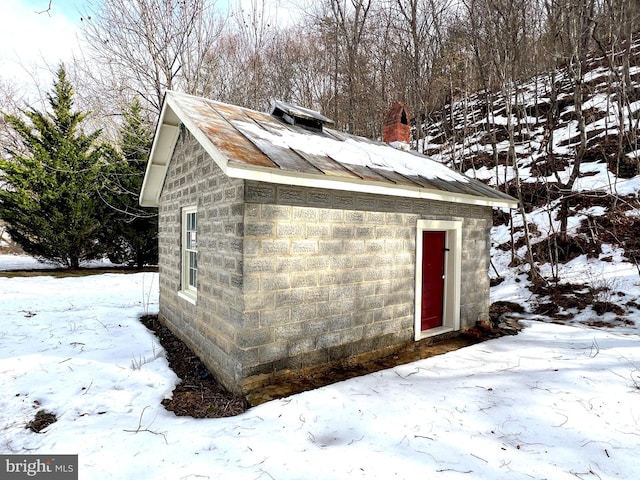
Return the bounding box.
[226,162,519,209]
[140,95,180,207]
[140,91,232,207]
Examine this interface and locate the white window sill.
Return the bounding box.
[178,290,197,305]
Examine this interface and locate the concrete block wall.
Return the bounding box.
[158,132,494,393]
[460,217,493,324]
[158,130,246,391]
[240,182,493,381]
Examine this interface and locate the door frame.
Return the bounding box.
[414,219,462,340]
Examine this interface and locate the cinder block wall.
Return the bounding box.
[158,131,493,394]
[158,130,246,391]
[240,182,493,383]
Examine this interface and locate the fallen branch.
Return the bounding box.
[123,406,167,444]
[81,380,93,395]
[470,453,488,463]
[552,413,569,427]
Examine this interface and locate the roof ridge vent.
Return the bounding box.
[271,100,334,132]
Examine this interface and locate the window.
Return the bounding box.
[180,206,198,302]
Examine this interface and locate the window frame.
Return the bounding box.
[179,206,198,304]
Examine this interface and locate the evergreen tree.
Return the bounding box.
[0,65,116,268]
[99,98,158,268]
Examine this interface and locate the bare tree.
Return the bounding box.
[261,26,335,110]
[0,78,29,157]
[485,0,546,283]
[79,0,224,115]
[390,0,452,147]
[544,0,598,245]
[325,0,373,134]
[592,0,640,181]
[226,0,278,111]
[34,0,53,15]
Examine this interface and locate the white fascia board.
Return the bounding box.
[139,164,171,207]
[140,124,180,207]
[226,163,519,209]
[140,97,182,207]
[140,92,231,207]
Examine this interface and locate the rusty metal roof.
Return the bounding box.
[140,91,518,209]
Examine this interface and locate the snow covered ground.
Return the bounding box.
[1,254,639,479]
[0,253,118,271]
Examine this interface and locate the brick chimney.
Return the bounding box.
[382,102,410,145]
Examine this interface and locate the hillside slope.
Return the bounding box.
[421,40,640,329]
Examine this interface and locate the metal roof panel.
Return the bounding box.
[140,91,519,209]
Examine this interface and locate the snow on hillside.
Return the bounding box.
[420,40,640,328]
[423,42,640,194]
[1,261,639,479]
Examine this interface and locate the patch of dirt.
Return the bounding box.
[247,334,488,405]
[580,134,640,178]
[503,181,563,211]
[584,317,635,328]
[529,279,633,322]
[532,233,601,264]
[493,208,512,227]
[529,156,571,177]
[490,301,526,320]
[140,314,523,412]
[592,301,626,316]
[26,409,57,433]
[457,151,496,171]
[568,191,612,210]
[575,196,640,262]
[139,315,249,418]
[530,282,593,319]
[534,302,563,317]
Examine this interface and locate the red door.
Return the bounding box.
[421,231,446,330]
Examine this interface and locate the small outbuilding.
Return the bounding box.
[140,91,518,395]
